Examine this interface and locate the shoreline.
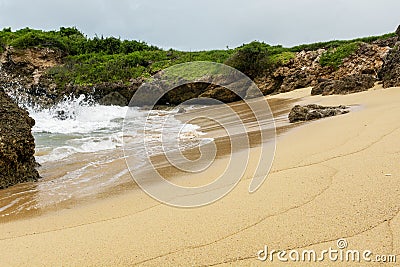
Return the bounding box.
[0,86,399,265]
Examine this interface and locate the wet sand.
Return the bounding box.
[0,86,399,266]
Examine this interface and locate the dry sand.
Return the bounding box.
[0,86,399,266]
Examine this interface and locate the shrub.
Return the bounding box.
[270,51,296,64]
[319,42,360,69]
[225,41,272,79]
[9,32,67,50]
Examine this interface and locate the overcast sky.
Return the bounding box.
[0,0,399,51]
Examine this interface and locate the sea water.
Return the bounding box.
[0,93,211,218]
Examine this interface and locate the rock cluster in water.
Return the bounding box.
[288,104,349,123]
[0,89,40,188]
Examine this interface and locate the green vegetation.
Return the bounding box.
[0,27,395,86]
[269,51,296,64]
[46,50,235,86]
[0,27,158,55]
[289,33,396,52]
[319,42,361,69]
[225,41,270,79]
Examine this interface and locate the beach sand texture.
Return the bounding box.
[0,86,399,266]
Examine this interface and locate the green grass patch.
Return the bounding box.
[319,42,361,69]
[270,51,296,64]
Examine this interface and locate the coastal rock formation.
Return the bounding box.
[379,28,400,88]
[198,87,241,103]
[256,43,389,94]
[269,49,328,93]
[311,74,375,95]
[0,90,39,189]
[0,46,63,83]
[288,104,349,123]
[0,46,64,108]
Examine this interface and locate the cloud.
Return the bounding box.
[0,0,399,50]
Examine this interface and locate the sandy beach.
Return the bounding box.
[0,86,399,266]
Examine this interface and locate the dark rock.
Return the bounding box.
[177,107,186,114]
[164,82,211,105]
[280,71,312,92]
[198,86,241,103]
[99,92,128,106]
[55,110,69,120]
[0,90,40,189]
[289,104,349,123]
[396,25,400,38]
[311,74,375,96]
[372,37,398,48]
[379,45,400,88]
[198,77,252,103]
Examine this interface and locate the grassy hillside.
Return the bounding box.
[0,27,395,86]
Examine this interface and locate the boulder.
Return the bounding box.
[0,90,40,189]
[311,74,375,95]
[198,86,241,103]
[288,104,349,123]
[99,91,128,106]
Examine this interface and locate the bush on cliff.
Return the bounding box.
[319,42,360,69]
[225,41,272,79]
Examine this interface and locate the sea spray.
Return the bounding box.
[0,91,213,217]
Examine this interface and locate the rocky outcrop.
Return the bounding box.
[372,37,398,48]
[0,46,64,108]
[379,28,400,88]
[266,49,328,94]
[256,43,389,94]
[288,104,349,123]
[311,74,375,95]
[0,90,39,189]
[0,46,63,85]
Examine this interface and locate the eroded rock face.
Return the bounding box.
[0,46,63,81]
[288,104,349,123]
[256,43,389,94]
[311,74,375,96]
[0,90,39,189]
[379,44,400,88]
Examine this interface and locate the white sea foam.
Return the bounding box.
[25,95,211,164]
[1,91,214,217]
